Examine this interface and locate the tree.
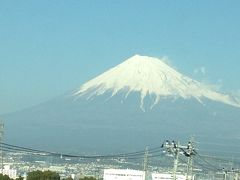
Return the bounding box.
[16,176,24,180]
[79,177,96,180]
[63,177,73,180]
[0,173,13,180]
[27,170,60,180]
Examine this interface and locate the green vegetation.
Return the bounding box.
[62,177,73,180]
[0,174,24,180]
[63,176,96,180]
[1,171,96,180]
[0,173,13,180]
[79,177,96,180]
[27,170,60,180]
[16,176,24,180]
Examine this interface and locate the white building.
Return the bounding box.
[152,173,194,180]
[104,169,145,180]
[0,165,17,179]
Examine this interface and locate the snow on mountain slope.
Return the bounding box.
[74,55,240,110]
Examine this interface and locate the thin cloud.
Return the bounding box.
[231,89,240,98]
[161,56,172,65]
[201,79,223,92]
[161,56,179,70]
[194,66,206,76]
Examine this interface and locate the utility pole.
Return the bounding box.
[0,121,4,174]
[186,157,191,180]
[186,139,195,180]
[186,152,191,179]
[222,168,227,180]
[161,140,180,180]
[95,166,100,180]
[172,141,179,180]
[220,169,239,180]
[143,146,149,180]
[97,166,100,180]
[189,157,193,180]
[224,171,227,180]
[161,139,196,180]
[235,170,239,180]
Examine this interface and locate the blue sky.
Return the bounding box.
[0,0,240,114]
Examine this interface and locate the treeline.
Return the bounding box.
[1,171,97,180]
[0,174,23,180]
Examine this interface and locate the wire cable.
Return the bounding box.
[0,142,163,160]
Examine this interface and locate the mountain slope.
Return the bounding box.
[1,55,240,153]
[75,55,240,110]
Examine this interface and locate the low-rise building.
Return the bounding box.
[104,169,145,180]
[0,165,17,179]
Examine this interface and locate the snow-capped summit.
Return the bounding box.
[74,55,240,110]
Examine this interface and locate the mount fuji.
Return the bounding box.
[74,55,239,110]
[2,55,240,153]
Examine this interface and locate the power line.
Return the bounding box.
[194,152,221,171]
[197,141,240,148]
[0,142,163,160]
[199,154,240,164]
[2,139,239,177]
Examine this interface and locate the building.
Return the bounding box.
[104,169,145,180]
[152,172,194,180]
[0,165,17,179]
